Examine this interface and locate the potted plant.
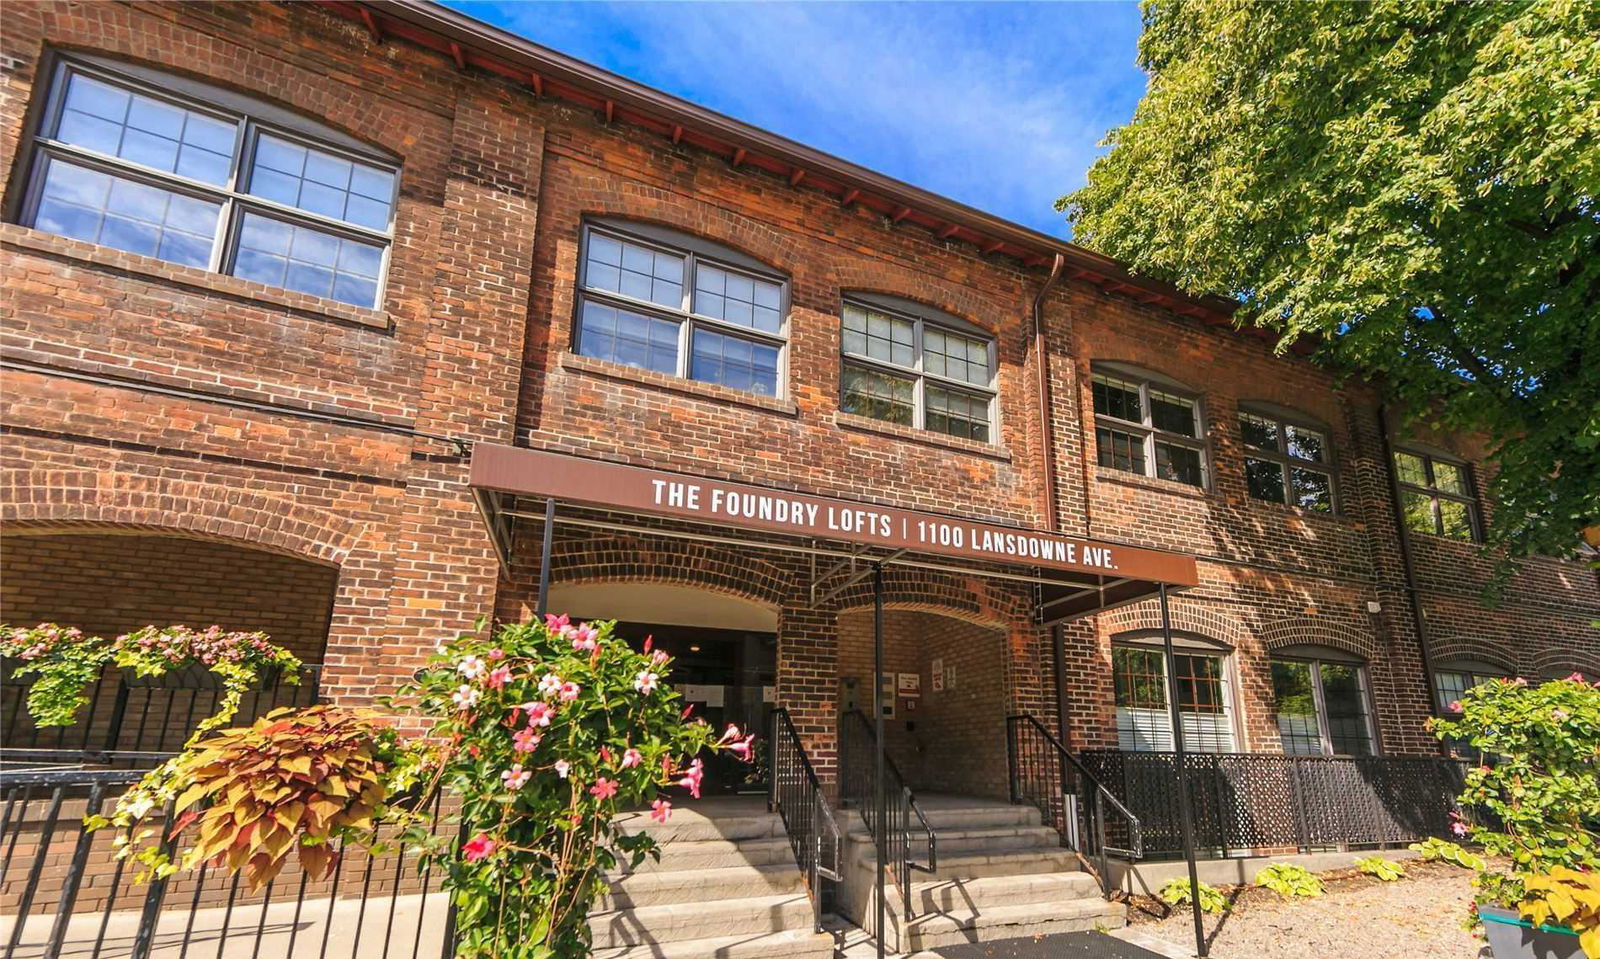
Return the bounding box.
[1430,673,1600,959]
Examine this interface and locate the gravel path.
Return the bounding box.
[1128,860,1486,959]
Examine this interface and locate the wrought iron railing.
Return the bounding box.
[1006,715,1142,894]
[0,766,451,959]
[766,708,842,933]
[1078,748,1470,860]
[1,662,321,768]
[837,709,935,920]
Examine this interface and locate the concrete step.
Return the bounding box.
[600,863,803,909]
[910,872,1102,912]
[608,836,795,874]
[615,807,784,843]
[861,825,1062,857]
[590,927,834,959]
[916,847,1083,880]
[916,802,1043,831]
[589,893,816,949]
[904,896,1126,951]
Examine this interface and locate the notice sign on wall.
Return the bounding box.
[897,672,921,698]
[930,658,945,693]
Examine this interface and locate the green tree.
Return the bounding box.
[1061,0,1600,560]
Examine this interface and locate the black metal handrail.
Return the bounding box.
[837,709,935,920]
[1007,715,1143,894]
[1078,747,1469,860]
[767,708,842,933]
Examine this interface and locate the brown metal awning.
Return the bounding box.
[468,443,1198,623]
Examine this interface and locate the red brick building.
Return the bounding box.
[3,0,1596,883]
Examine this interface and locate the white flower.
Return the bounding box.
[452,684,480,710]
[555,760,571,779]
[633,671,658,694]
[457,656,487,681]
[538,673,562,698]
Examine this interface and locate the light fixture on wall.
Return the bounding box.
[689,644,701,653]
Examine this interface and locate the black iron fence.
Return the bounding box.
[837,710,935,919]
[766,708,842,932]
[0,767,451,959]
[1006,715,1142,892]
[1,663,320,768]
[1078,748,1469,860]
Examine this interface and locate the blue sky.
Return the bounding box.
[440,2,1148,238]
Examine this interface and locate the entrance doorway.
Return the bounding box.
[617,622,776,795]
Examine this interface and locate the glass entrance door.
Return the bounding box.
[616,622,776,795]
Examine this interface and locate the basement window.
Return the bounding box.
[839,295,996,442]
[1112,637,1237,753]
[574,222,788,398]
[16,55,398,309]
[1269,648,1376,756]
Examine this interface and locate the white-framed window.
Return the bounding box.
[574,223,788,398]
[1091,366,1207,487]
[839,297,997,443]
[1269,648,1377,756]
[1112,637,1237,753]
[1394,449,1479,542]
[1239,409,1335,512]
[15,55,398,309]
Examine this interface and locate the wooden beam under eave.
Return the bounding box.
[603,100,615,123]
[789,168,806,187]
[671,125,683,144]
[529,73,543,97]
[982,240,1005,255]
[840,188,860,208]
[449,41,467,70]
[892,206,912,224]
[938,224,960,240]
[358,7,383,42]
[731,147,747,167]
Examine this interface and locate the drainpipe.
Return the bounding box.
[1030,255,1075,746]
[1376,403,1447,756]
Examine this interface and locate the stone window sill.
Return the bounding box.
[1,223,393,331]
[558,352,799,416]
[835,411,1011,461]
[1096,467,1215,500]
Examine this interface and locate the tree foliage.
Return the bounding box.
[1061,0,1600,559]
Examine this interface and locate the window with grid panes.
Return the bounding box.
[17,57,397,309]
[1393,449,1478,541]
[1239,411,1335,511]
[574,225,786,397]
[1270,655,1376,756]
[840,299,996,442]
[1112,644,1236,752]
[1091,368,1207,486]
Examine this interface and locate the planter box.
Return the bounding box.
[1480,905,1584,959]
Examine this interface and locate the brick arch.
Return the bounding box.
[833,567,1029,630]
[1527,647,1600,681]
[1256,615,1375,659]
[1098,599,1246,650]
[2,473,360,567]
[1429,637,1519,675]
[545,535,790,610]
[830,268,1016,339]
[1085,357,1203,394]
[569,191,803,287]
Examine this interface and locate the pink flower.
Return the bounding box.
[1567,672,1586,683]
[462,833,496,862]
[1513,677,1528,687]
[590,777,619,800]
[634,671,658,694]
[570,624,599,653]
[451,684,479,710]
[486,665,513,690]
[677,758,705,799]
[554,760,571,779]
[1451,819,1470,837]
[525,702,555,727]
[487,648,505,661]
[728,734,756,761]
[1448,700,1462,713]
[559,681,582,701]
[621,748,643,769]
[650,798,672,823]
[643,635,653,653]
[457,656,487,681]
[651,649,670,666]
[544,613,571,634]
[717,724,743,745]
[512,728,542,753]
[501,764,531,790]
[538,673,562,698]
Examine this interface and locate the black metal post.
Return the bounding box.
[535,496,556,617]
[1159,584,1207,957]
[872,562,887,959]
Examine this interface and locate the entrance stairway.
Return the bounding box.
[592,798,834,959]
[845,795,1125,952]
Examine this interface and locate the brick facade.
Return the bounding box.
[1,1,1595,799]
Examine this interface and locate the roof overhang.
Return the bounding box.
[311,0,1319,353]
[469,444,1198,624]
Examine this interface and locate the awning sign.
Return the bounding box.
[469,444,1197,586]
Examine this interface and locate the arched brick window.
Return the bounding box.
[1269,645,1377,756]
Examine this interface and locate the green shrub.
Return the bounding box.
[1256,862,1324,899]
[1409,837,1486,870]
[1354,856,1405,881]
[1158,877,1229,914]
